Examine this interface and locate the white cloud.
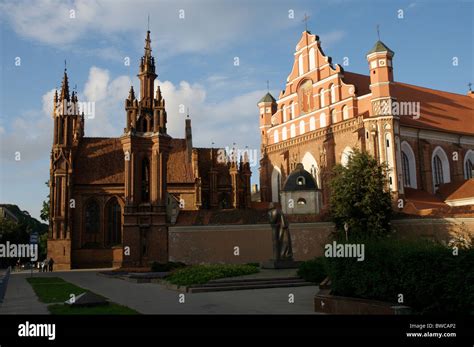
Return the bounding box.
[84,66,110,102]
[0,0,305,58]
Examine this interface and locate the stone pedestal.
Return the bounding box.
[261,259,302,269]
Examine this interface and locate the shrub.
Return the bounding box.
[297,258,327,284]
[151,261,186,272]
[167,264,259,286]
[325,238,474,314]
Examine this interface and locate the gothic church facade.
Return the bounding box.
[48,31,251,270]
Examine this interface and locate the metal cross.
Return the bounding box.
[147,14,150,31]
[64,59,67,71]
[302,13,310,32]
[266,80,269,92]
[377,24,381,40]
[469,82,472,91]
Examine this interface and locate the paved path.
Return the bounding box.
[24,270,318,314]
[0,272,49,314]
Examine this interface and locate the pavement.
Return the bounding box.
[0,271,49,314]
[0,269,319,314]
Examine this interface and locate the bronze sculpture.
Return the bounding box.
[267,202,293,261]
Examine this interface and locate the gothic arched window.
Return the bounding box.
[85,199,100,234]
[466,159,473,179]
[106,198,122,246]
[141,158,150,202]
[433,155,444,187]
[402,151,411,187]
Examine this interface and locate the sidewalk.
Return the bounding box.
[0,272,49,314]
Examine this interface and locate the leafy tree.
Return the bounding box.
[40,180,50,223]
[330,149,392,239]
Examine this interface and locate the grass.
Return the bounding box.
[48,303,139,315]
[26,277,92,303]
[167,264,259,286]
[26,276,139,315]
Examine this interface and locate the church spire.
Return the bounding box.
[60,68,70,101]
[145,30,152,58]
[138,30,157,108]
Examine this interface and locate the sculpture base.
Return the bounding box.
[261,259,302,269]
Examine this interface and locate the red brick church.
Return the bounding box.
[48,31,251,270]
[259,30,474,214]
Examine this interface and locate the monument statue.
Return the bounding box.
[267,202,293,262]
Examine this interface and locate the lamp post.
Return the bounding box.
[344,222,349,241]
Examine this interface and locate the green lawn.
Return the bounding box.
[26,277,138,315]
[26,277,92,303]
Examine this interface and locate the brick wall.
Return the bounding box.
[168,219,474,265]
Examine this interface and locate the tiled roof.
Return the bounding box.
[258,92,276,104]
[367,40,394,55]
[344,70,474,135]
[393,82,474,135]
[75,138,124,185]
[167,138,195,183]
[343,72,371,95]
[438,179,474,201]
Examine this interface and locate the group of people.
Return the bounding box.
[39,258,54,272]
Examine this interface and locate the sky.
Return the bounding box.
[0,0,472,220]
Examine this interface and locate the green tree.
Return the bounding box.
[40,181,50,222]
[330,149,392,239]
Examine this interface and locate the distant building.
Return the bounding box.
[0,206,19,223]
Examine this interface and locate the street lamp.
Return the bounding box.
[344,222,349,241]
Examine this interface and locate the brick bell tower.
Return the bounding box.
[121,30,171,267]
[48,69,84,270]
[364,39,403,200]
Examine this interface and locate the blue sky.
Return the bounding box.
[0,0,472,220]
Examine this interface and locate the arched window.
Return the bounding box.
[433,155,444,187]
[320,113,327,128]
[283,106,287,122]
[85,199,100,234]
[309,48,316,70]
[331,84,337,103]
[290,102,295,119]
[290,124,296,138]
[466,159,473,179]
[106,198,122,246]
[464,150,474,179]
[319,89,325,108]
[271,167,281,203]
[330,109,337,124]
[401,142,417,188]
[298,54,304,75]
[432,146,450,191]
[141,158,150,202]
[282,127,287,140]
[309,117,316,131]
[342,105,349,120]
[274,130,279,143]
[299,120,305,135]
[402,151,411,187]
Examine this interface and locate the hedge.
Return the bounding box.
[324,238,474,314]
